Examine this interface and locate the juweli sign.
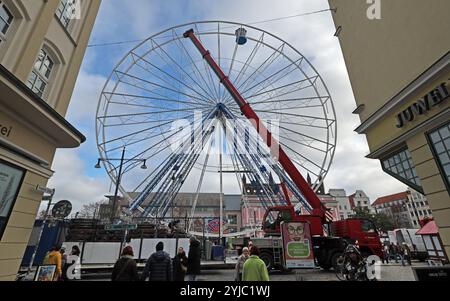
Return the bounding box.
[281,222,315,269]
[396,80,449,128]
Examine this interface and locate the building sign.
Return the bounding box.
[396,80,449,128]
[281,222,315,268]
[0,161,25,239]
[0,123,13,138]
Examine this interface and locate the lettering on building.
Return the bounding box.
[396,80,449,128]
[0,123,13,138]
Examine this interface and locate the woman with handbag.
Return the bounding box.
[111,246,139,281]
[173,247,188,281]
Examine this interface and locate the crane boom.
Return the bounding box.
[183,29,328,223]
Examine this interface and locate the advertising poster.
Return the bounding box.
[0,162,24,237]
[281,222,315,268]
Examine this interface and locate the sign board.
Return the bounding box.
[52,200,72,219]
[281,222,315,269]
[105,224,137,231]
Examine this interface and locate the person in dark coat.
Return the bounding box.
[111,246,139,281]
[142,242,173,281]
[187,237,201,281]
[173,247,188,281]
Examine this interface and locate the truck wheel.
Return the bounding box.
[260,252,274,271]
[331,252,343,271]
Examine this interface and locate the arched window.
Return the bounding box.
[0,1,13,43]
[26,48,54,98]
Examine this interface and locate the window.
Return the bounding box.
[428,122,450,193]
[0,160,25,240]
[26,48,54,98]
[227,215,238,225]
[56,0,77,28]
[382,148,423,193]
[0,1,13,41]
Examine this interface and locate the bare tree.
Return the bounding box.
[78,201,106,219]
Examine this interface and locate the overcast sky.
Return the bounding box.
[46,0,407,214]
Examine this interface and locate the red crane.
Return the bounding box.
[183,29,328,224]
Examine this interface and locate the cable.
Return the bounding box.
[87,8,334,48]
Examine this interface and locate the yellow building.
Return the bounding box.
[0,0,100,280]
[328,0,450,259]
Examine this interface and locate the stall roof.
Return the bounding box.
[416,221,439,235]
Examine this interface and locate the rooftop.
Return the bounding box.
[373,191,409,207]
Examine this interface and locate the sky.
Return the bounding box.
[46,0,407,214]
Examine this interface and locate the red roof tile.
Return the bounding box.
[373,191,409,207]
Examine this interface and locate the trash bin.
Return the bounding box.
[212,245,225,261]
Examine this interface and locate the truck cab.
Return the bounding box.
[331,218,383,258]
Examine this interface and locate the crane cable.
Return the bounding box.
[87,8,335,48]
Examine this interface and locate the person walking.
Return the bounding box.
[111,246,139,281]
[141,242,172,281]
[45,245,63,281]
[396,243,404,264]
[382,243,390,264]
[242,246,269,282]
[235,247,249,281]
[402,243,412,266]
[173,247,188,281]
[187,237,201,281]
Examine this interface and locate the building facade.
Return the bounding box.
[349,190,373,213]
[329,0,450,257]
[0,0,100,280]
[373,192,414,229]
[406,188,434,228]
[329,189,352,219]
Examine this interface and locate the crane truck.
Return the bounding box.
[183,29,382,270]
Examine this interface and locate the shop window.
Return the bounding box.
[382,148,423,193]
[26,48,54,98]
[56,0,77,29]
[428,122,450,193]
[0,1,13,43]
[0,160,25,240]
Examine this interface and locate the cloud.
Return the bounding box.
[46,150,110,214]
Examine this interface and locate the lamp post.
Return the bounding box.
[95,147,147,223]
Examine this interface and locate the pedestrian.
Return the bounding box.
[235,247,249,281]
[187,236,201,281]
[402,243,412,266]
[71,245,81,257]
[173,247,188,281]
[396,243,404,264]
[382,243,390,264]
[142,242,173,281]
[45,245,63,281]
[111,246,139,281]
[242,246,269,281]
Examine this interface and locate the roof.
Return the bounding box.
[416,221,439,235]
[373,191,409,207]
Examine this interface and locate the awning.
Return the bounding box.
[416,221,439,235]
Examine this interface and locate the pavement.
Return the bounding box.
[81,261,426,281]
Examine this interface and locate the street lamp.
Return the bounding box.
[95,147,147,223]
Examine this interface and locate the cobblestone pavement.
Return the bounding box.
[192,262,426,282]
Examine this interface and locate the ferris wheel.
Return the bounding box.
[96,21,336,237]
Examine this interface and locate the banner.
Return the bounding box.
[281,222,315,268]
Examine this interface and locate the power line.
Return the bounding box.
[87,8,334,48]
